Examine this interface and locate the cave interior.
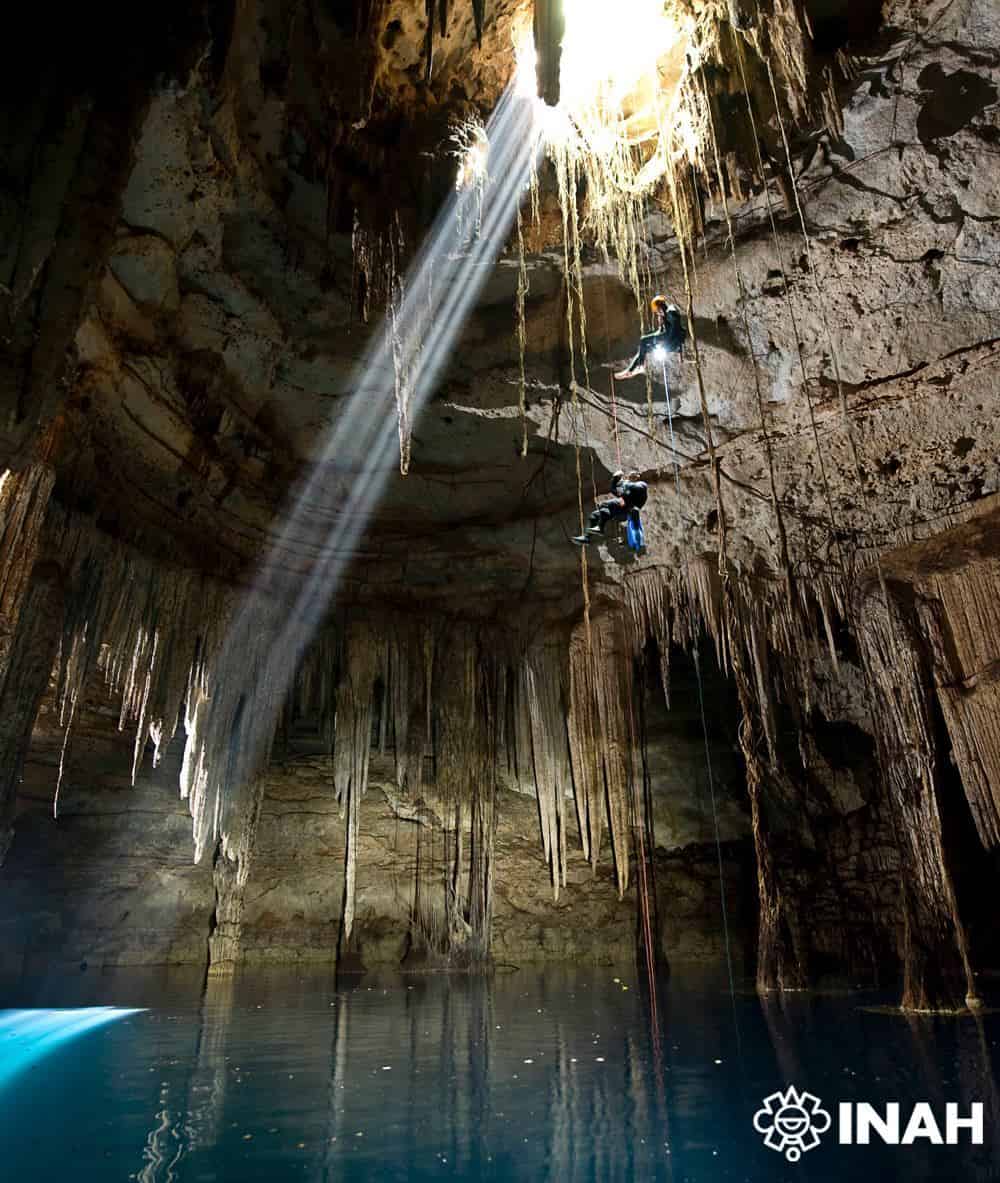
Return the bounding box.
[1,0,999,1029]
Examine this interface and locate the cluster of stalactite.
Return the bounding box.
[0,462,57,861]
[854,579,980,1011]
[420,0,486,83]
[281,618,561,960]
[915,556,1000,852]
[2,469,997,1008]
[625,555,989,1013]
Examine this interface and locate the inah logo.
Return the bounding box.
[753,1090,984,1160]
[754,1087,832,1163]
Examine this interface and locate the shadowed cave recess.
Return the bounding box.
[1,0,999,1020]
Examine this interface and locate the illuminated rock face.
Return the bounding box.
[0,0,999,1006]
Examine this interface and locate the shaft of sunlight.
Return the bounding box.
[192,84,542,848]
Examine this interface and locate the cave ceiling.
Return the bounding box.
[5,0,998,626]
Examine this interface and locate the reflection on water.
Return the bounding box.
[0,967,998,1182]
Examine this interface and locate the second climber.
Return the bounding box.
[614,295,686,380]
[573,469,648,546]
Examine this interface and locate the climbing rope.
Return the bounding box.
[553,150,595,646]
[609,375,624,470]
[693,641,743,1061]
[660,359,682,497]
[629,668,662,1052]
[667,172,729,582]
[753,18,895,610]
[698,66,795,611]
[599,276,625,472]
[730,26,845,579]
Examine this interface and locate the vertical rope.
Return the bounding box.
[730,26,844,579]
[556,148,593,648]
[629,664,660,1045]
[515,206,529,459]
[668,173,728,576]
[660,360,681,497]
[693,641,743,1061]
[609,375,624,470]
[600,273,625,472]
[699,66,795,611]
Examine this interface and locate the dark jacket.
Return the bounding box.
[611,476,648,510]
[661,310,686,352]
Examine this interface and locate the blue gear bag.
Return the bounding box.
[626,510,644,552]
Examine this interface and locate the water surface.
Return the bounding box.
[1,966,998,1181]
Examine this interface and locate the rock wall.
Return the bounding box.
[0,679,214,977]
[0,0,999,1012]
[0,659,752,978]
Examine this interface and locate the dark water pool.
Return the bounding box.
[1,966,998,1182]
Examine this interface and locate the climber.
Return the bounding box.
[573,469,648,546]
[614,296,686,380]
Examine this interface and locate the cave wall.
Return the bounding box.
[0,642,751,978]
[0,675,215,977]
[0,0,998,1011]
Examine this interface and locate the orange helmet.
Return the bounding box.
[650,294,669,312]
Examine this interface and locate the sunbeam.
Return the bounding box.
[181,83,543,856]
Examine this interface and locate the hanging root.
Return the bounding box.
[515,206,530,458]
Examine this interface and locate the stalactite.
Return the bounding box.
[728,588,808,993]
[381,216,412,475]
[505,654,531,795]
[207,775,267,976]
[522,646,571,897]
[468,660,500,955]
[0,558,63,864]
[0,460,58,846]
[424,0,436,82]
[0,462,55,689]
[855,580,980,1012]
[566,616,638,895]
[352,211,403,328]
[567,632,603,867]
[915,560,1000,851]
[44,505,286,860]
[389,618,429,795]
[335,619,381,943]
[425,624,504,961]
[622,558,881,996]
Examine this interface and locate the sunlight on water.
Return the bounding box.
[0,1007,144,1090]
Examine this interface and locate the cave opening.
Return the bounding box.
[2,0,1000,1176]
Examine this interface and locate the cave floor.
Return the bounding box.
[1,967,997,1181]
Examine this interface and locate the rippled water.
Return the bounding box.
[1,966,998,1181]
